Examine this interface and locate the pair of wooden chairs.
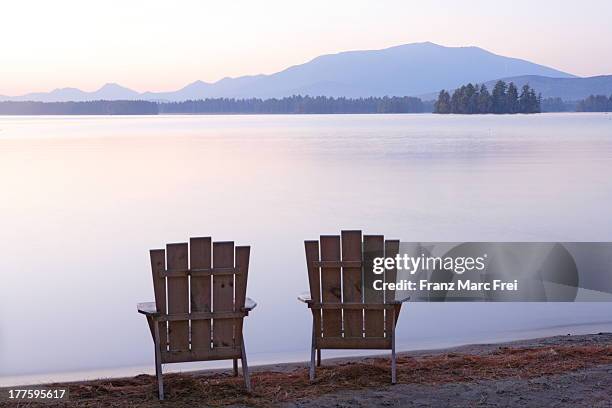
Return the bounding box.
[137,231,406,399]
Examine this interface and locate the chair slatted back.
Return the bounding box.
[305,230,400,349]
[190,237,212,353]
[342,230,362,337]
[167,243,189,351]
[213,242,235,348]
[149,238,250,363]
[320,235,342,337]
[384,240,400,334]
[150,249,167,350]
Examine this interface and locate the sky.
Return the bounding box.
[1,0,611,96]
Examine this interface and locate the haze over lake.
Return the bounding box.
[1,113,612,385]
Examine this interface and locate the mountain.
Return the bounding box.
[141,80,212,101]
[0,42,578,102]
[2,83,140,102]
[150,42,575,100]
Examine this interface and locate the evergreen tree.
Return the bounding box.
[506,82,519,113]
[491,81,508,113]
[477,84,492,113]
[465,83,478,114]
[516,85,542,113]
[450,86,463,113]
[518,85,531,113]
[434,90,451,113]
[524,87,540,113]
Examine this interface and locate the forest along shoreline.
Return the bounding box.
[2,332,611,407]
[0,90,611,115]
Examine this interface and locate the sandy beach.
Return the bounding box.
[2,333,611,407]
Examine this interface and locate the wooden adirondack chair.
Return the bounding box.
[298,230,408,384]
[137,237,256,399]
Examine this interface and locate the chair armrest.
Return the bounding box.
[297,292,313,304]
[244,297,257,311]
[297,292,405,305]
[137,302,159,316]
[389,295,411,304]
[139,299,257,315]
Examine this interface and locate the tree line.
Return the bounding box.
[540,97,572,112]
[434,81,541,114]
[1,92,609,115]
[0,100,158,115]
[576,95,612,112]
[0,95,425,115]
[159,95,424,114]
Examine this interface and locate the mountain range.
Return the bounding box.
[1,42,610,102]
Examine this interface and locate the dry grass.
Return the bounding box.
[6,343,612,407]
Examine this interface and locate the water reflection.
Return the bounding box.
[0,113,611,383]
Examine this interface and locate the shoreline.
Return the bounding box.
[4,320,612,388]
[1,112,608,117]
[2,332,612,407]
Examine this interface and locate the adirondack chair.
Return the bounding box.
[298,230,407,384]
[137,237,256,399]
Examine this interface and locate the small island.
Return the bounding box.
[434,80,541,114]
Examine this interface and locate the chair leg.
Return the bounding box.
[391,309,397,385]
[233,359,239,376]
[240,337,251,392]
[310,321,316,381]
[317,348,321,366]
[155,360,164,400]
[153,321,164,400]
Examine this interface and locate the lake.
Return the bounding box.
[1,113,612,386]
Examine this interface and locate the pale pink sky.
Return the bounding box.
[1,0,611,96]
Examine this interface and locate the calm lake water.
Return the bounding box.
[1,113,612,385]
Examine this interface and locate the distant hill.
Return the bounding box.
[0,42,575,102]
[0,83,140,103]
[421,75,612,101]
